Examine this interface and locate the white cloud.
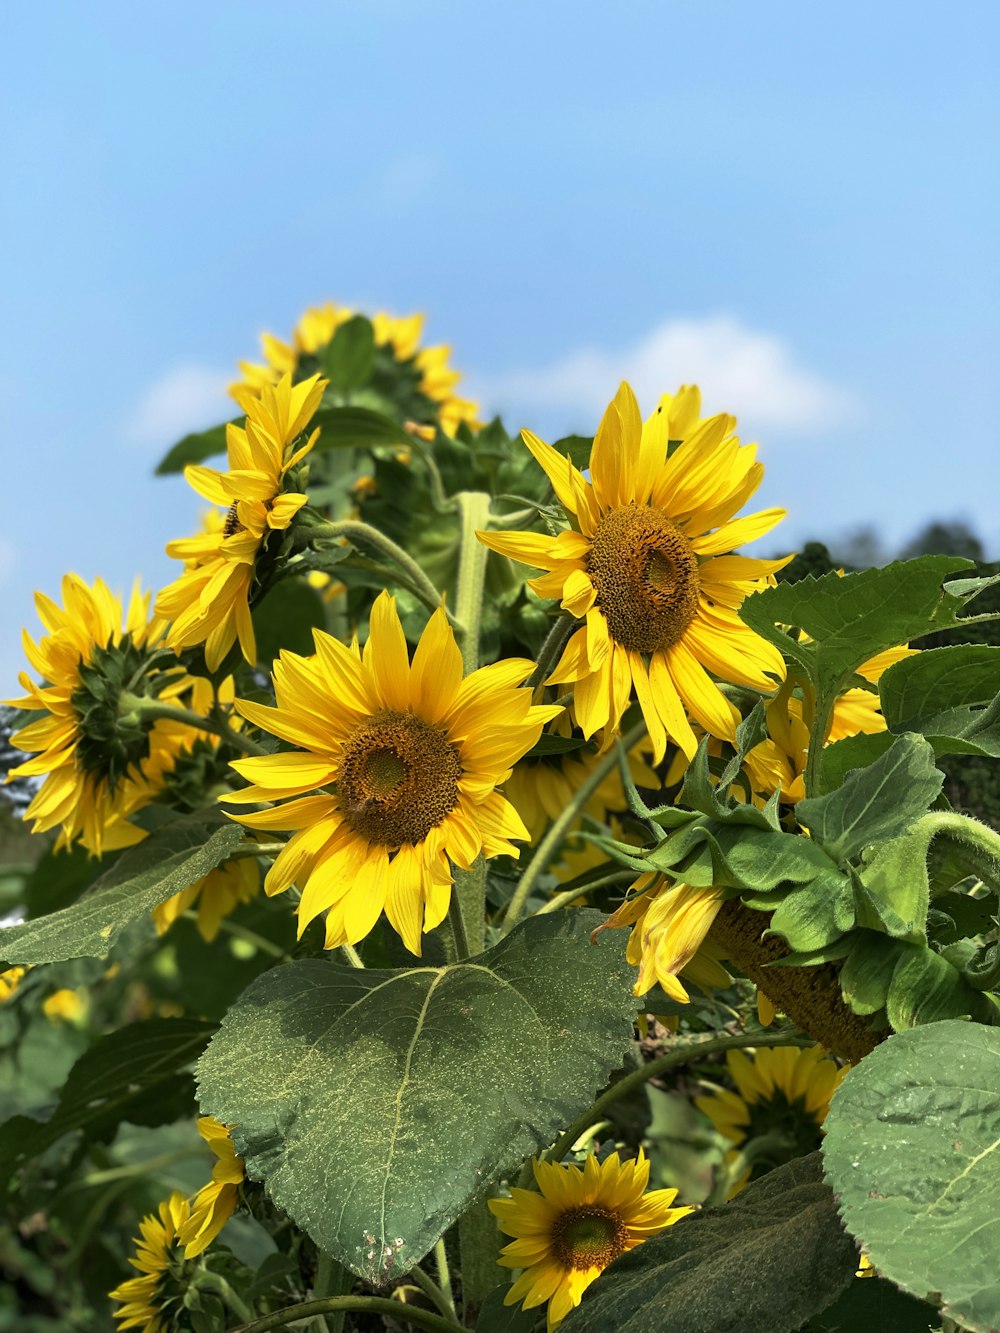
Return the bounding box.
[477,315,852,434]
[125,365,231,450]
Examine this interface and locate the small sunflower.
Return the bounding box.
[224,591,561,953]
[603,875,731,1002]
[42,988,86,1023]
[152,857,260,942]
[178,1116,245,1258]
[234,301,481,437]
[477,383,788,764]
[695,1044,848,1192]
[490,1151,693,1330]
[156,372,326,670]
[109,1191,193,1333]
[8,575,196,856]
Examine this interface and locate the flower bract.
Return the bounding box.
[178,1116,245,1258]
[108,1191,192,1332]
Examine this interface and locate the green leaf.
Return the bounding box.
[320,315,376,394]
[196,910,635,1283]
[646,819,842,894]
[884,942,997,1029]
[252,577,328,664]
[823,1020,1000,1332]
[476,1287,542,1332]
[795,735,943,863]
[155,421,229,475]
[766,873,856,953]
[880,644,1000,758]
[839,931,906,1016]
[739,557,979,701]
[808,1275,943,1333]
[0,811,245,963]
[561,1154,857,1333]
[0,1018,213,1185]
[22,843,107,919]
[818,732,895,795]
[853,834,931,942]
[310,405,415,452]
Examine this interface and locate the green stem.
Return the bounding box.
[434,1239,457,1321]
[182,911,288,960]
[63,1148,200,1193]
[210,701,268,756]
[458,1200,503,1320]
[534,871,634,915]
[339,943,364,968]
[199,1270,254,1323]
[527,613,576,691]
[306,518,451,623]
[227,1295,463,1333]
[803,688,835,800]
[544,1030,814,1164]
[912,810,1000,894]
[311,1251,352,1333]
[408,1264,456,1321]
[454,491,492,673]
[410,436,455,513]
[118,696,265,757]
[447,878,474,960]
[502,725,647,932]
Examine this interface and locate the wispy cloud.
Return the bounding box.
[475,315,853,435]
[124,365,231,451]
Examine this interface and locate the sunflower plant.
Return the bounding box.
[3,304,1000,1333]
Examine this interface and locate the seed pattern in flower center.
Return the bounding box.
[551,1205,629,1271]
[338,711,462,846]
[587,504,700,654]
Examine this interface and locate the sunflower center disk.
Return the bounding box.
[587,503,700,654]
[552,1205,628,1271]
[338,711,462,847]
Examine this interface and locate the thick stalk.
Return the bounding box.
[710,899,883,1063]
[501,725,647,932]
[454,491,492,673]
[227,1296,463,1333]
[544,1029,814,1165]
[434,1239,457,1321]
[408,1264,456,1321]
[447,876,475,960]
[307,518,452,623]
[310,1251,353,1333]
[198,1270,254,1323]
[338,944,364,969]
[803,688,836,800]
[911,810,1000,893]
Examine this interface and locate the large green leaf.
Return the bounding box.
[319,315,376,394]
[795,734,943,864]
[823,1021,1000,1332]
[561,1154,857,1333]
[309,404,415,452]
[0,1018,213,1185]
[0,811,245,963]
[196,910,635,1283]
[155,421,229,475]
[739,557,980,701]
[879,644,1000,758]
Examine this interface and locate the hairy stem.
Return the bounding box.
[227,1296,463,1333]
[307,518,452,624]
[544,1029,815,1165]
[118,696,265,756]
[408,1264,456,1321]
[454,491,492,673]
[527,612,576,692]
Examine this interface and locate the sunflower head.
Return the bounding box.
[224,591,561,953]
[152,856,260,942]
[695,1044,848,1192]
[109,1191,195,1333]
[478,382,790,764]
[8,575,195,855]
[489,1150,693,1330]
[178,1116,246,1258]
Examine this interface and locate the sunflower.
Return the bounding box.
[178,1117,245,1258]
[8,575,197,856]
[477,383,789,764]
[603,875,731,1002]
[109,1191,193,1332]
[490,1150,693,1330]
[224,592,561,953]
[42,989,86,1023]
[155,372,326,670]
[152,856,260,942]
[695,1044,848,1192]
[234,301,481,436]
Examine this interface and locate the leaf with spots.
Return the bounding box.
[823,1020,1000,1333]
[195,910,635,1283]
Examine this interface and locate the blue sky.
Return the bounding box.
[2,1,998,689]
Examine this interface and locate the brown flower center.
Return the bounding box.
[551,1205,629,1271]
[587,503,700,653]
[338,711,462,846]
